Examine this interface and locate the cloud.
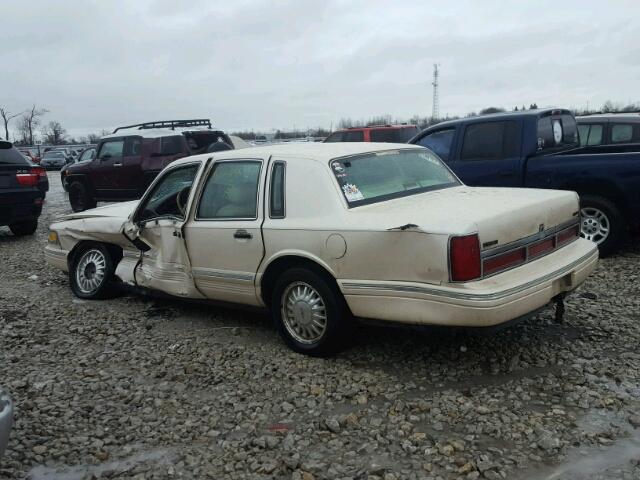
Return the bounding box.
[1,0,639,138]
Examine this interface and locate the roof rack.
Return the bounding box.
[113,119,212,133]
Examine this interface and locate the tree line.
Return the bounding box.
[0,104,105,146]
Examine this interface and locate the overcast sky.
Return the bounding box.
[2,0,639,138]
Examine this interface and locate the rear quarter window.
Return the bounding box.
[460,121,519,160]
[537,114,578,151]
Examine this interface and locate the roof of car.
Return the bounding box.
[419,108,572,132]
[101,126,224,140]
[577,114,640,123]
[170,142,424,167]
[338,124,418,131]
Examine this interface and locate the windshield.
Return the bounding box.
[44,152,64,158]
[330,149,460,207]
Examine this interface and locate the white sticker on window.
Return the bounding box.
[342,183,364,202]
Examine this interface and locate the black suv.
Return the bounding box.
[0,140,49,236]
[65,119,234,212]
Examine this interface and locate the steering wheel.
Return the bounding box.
[176,186,191,216]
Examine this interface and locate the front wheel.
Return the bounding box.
[69,244,119,299]
[272,267,354,357]
[580,195,625,257]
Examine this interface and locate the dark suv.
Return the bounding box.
[0,140,49,236]
[65,119,233,212]
[324,124,419,143]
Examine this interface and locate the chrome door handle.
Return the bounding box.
[233,229,252,240]
[114,162,123,167]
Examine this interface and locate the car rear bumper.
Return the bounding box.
[0,389,13,458]
[0,193,43,226]
[45,245,69,271]
[339,238,598,327]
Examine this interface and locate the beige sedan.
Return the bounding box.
[46,143,598,355]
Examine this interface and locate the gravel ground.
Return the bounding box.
[1,175,640,480]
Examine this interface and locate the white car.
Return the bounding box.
[45,143,598,355]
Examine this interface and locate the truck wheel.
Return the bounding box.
[271,267,354,357]
[9,219,38,236]
[580,195,624,257]
[69,181,97,212]
[69,243,119,299]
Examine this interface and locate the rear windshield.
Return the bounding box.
[330,149,459,207]
[0,142,29,165]
[370,127,418,143]
[537,113,579,152]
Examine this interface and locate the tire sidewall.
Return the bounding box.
[69,181,95,212]
[9,219,38,236]
[69,244,116,299]
[271,267,351,356]
[580,195,624,257]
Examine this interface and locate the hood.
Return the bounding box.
[346,186,579,249]
[62,200,139,221]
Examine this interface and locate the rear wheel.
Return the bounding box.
[271,267,354,356]
[580,195,624,257]
[9,219,38,236]
[69,181,97,212]
[69,244,119,299]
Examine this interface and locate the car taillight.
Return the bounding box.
[557,224,579,246]
[16,167,46,187]
[450,234,481,282]
[528,237,556,259]
[483,247,527,276]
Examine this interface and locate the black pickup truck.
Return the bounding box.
[410,108,640,255]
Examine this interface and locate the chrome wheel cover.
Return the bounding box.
[281,281,328,345]
[580,207,610,245]
[75,249,107,294]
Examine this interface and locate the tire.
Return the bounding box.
[580,195,625,257]
[68,181,97,212]
[271,267,354,357]
[69,243,119,299]
[9,219,38,236]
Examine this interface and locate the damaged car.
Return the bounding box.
[45,143,598,356]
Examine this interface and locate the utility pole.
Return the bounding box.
[432,63,440,120]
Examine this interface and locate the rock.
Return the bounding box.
[325,418,341,433]
[282,401,295,413]
[32,445,47,455]
[628,415,640,428]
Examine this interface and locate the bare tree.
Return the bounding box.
[0,107,22,141]
[20,105,49,145]
[42,120,67,145]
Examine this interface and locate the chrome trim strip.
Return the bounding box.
[192,267,255,282]
[482,218,579,259]
[342,249,596,302]
[44,248,67,258]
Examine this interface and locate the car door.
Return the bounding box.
[124,161,204,298]
[183,157,267,306]
[448,120,523,187]
[91,138,125,197]
[119,136,143,196]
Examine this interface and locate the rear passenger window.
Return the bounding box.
[269,162,286,218]
[611,124,634,143]
[161,136,184,155]
[415,129,455,161]
[324,132,344,143]
[460,121,519,161]
[370,127,418,143]
[124,137,142,156]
